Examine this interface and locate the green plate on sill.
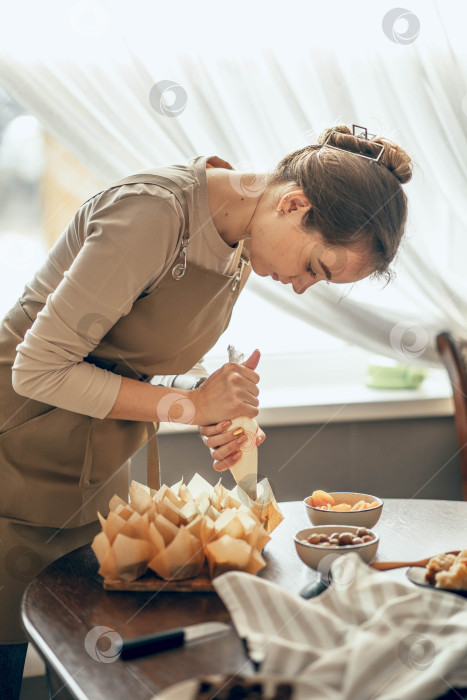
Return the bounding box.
[365,364,428,390]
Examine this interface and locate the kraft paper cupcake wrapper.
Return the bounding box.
[92,474,283,586]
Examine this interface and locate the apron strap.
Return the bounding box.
[80,171,192,281]
[146,421,160,490]
[79,418,94,488]
[80,172,190,229]
[83,355,151,382]
[7,299,44,336]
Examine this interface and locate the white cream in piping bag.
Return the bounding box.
[227,345,258,500]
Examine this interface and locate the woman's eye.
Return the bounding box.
[305,262,317,278]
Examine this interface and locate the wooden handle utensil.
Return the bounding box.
[370,551,460,571]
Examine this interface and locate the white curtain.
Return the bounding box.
[1,0,466,367]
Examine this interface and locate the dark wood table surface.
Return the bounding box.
[22,499,467,700]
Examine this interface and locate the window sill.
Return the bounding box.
[256,373,453,425]
[158,352,454,434]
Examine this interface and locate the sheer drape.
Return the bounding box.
[1,0,466,367]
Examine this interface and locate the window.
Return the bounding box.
[0,87,106,320]
[0,89,47,316]
[0,87,449,412]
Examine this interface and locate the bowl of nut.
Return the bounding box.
[304,490,383,528]
[294,525,379,573]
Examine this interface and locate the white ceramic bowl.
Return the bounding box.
[294,525,379,574]
[304,492,383,528]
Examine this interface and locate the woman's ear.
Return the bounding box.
[278,189,312,215]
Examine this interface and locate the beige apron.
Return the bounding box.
[0,169,251,643]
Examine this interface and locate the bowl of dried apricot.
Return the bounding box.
[304,490,383,528]
[294,525,379,572]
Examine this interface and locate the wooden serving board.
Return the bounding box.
[103,567,215,592]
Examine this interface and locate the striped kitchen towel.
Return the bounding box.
[213,553,467,700]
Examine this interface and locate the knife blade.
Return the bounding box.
[119,621,231,660]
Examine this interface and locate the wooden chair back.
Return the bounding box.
[437,331,467,500]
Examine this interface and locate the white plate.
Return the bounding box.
[152,673,334,699]
[407,566,467,597]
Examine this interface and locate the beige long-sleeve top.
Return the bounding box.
[12,156,242,419]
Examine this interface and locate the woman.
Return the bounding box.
[0,124,412,697]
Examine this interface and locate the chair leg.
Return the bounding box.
[461,451,467,501]
[0,642,28,700]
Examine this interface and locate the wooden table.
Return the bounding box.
[22,499,467,700]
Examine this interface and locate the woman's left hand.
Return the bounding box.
[198,420,266,472]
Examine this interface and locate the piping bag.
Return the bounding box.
[227,345,258,500]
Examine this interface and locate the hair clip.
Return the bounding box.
[322,124,385,162]
[352,124,377,140]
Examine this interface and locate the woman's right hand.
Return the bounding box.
[190,349,261,426]
[198,420,266,472]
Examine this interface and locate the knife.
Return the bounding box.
[118,621,231,660]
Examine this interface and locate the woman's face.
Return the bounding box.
[248,189,375,294]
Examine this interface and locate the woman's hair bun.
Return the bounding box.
[317,125,412,185]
